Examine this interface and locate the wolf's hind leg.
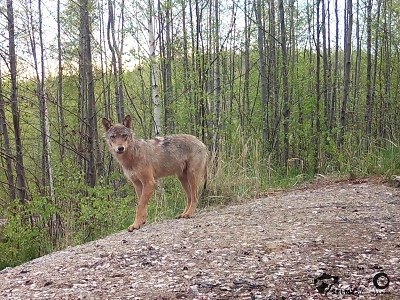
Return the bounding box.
[177,169,199,218]
[176,173,193,219]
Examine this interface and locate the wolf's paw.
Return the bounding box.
[176,213,194,219]
[128,220,146,231]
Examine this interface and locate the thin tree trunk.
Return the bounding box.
[57,0,65,161]
[99,0,111,121]
[7,0,27,204]
[194,0,207,141]
[373,1,382,142]
[213,0,221,154]
[352,0,361,127]
[206,1,214,147]
[378,0,388,145]
[148,0,161,135]
[108,0,125,122]
[27,0,47,194]
[365,0,373,150]
[255,0,269,156]
[40,0,55,202]
[339,0,353,148]
[0,64,16,200]
[181,0,193,132]
[159,0,173,133]
[81,0,97,187]
[331,0,339,132]
[322,0,332,128]
[314,0,321,172]
[118,0,125,119]
[269,0,279,157]
[243,0,251,131]
[279,0,290,165]
[289,0,297,158]
[78,3,86,172]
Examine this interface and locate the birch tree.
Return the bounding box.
[26,0,55,200]
[39,0,55,208]
[148,0,161,135]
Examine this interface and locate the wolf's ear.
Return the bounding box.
[123,115,132,129]
[102,118,113,131]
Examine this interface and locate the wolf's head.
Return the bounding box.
[102,115,133,154]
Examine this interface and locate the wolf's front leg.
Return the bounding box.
[128,180,155,231]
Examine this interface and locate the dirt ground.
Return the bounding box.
[1,177,399,299]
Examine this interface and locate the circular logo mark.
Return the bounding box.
[373,272,390,290]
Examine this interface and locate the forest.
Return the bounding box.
[1,0,399,269]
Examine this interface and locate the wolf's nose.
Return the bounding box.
[117,146,125,153]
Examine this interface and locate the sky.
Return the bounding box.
[2,0,347,78]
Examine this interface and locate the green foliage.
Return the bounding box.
[73,184,133,243]
[0,170,133,269]
[337,136,400,178]
[0,198,55,270]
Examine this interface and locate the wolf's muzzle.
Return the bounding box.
[116,146,125,153]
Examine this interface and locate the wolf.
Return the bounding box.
[102,115,208,231]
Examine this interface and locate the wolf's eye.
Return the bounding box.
[110,134,116,139]
[121,134,128,139]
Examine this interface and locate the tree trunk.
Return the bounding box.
[107,0,125,122]
[382,0,389,142]
[28,0,55,200]
[313,0,321,172]
[38,0,55,199]
[243,0,250,131]
[159,0,173,133]
[268,0,282,159]
[279,0,290,165]
[98,0,111,121]
[322,0,332,130]
[181,0,193,132]
[81,0,97,187]
[365,0,373,150]
[37,0,61,241]
[339,0,353,149]
[0,65,16,200]
[57,0,65,161]
[7,0,27,204]
[255,0,269,156]
[213,0,221,154]
[331,0,339,132]
[148,0,161,136]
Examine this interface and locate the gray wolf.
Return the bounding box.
[102,115,208,231]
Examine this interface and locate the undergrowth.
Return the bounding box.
[1,140,400,270]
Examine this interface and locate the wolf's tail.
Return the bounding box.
[199,163,208,202]
[203,163,208,190]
